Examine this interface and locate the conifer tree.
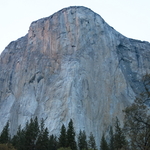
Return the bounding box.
[58,124,67,148]
[88,132,97,150]
[100,133,109,150]
[49,134,58,150]
[109,126,114,150]
[36,118,49,150]
[114,117,126,150]
[24,117,40,150]
[11,125,25,150]
[78,130,88,150]
[0,121,10,144]
[67,119,77,150]
[42,127,49,149]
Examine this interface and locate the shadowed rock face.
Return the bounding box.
[0,6,150,144]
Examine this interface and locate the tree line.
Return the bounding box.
[0,118,97,150]
[0,95,150,150]
[0,115,127,150]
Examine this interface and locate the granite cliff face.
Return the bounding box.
[0,6,150,144]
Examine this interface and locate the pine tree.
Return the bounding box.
[100,133,109,150]
[58,124,67,148]
[114,117,126,150]
[109,126,114,150]
[42,127,49,149]
[24,117,40,150]
[66,119,77,150]
[11,125,26,150]
[36,118,49,150]
[88,132,97,150]
[0,121,10,144]
[49,134,58,150]
[78,130,88,150]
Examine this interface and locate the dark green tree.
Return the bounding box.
[78,130,88,150]
[67,119,77,150]
[24,117,40,150]
[88,132,97,150]
[100,133,109,150]
[49,134,58,150]
[11,125,25,150]
[114,117,126,150]
[36,118,49,150]
[0,121,10,144]
[58,124,67,148]
[109,126,114,150]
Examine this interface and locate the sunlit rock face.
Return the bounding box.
[0,6,150,145]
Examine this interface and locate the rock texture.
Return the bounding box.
[0,6,150,145]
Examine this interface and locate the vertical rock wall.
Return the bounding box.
[0,6,150,145]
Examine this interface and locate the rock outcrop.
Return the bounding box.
[0,6,150,145]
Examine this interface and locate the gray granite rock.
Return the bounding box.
[0,6,150,146]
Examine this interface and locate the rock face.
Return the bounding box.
[0,6,150,145]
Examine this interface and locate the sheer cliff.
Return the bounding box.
[0,6,150,144]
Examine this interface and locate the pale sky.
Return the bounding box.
[0,0,150,54]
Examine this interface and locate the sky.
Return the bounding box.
[0,0,150,54]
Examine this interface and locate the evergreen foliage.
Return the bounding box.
[78,130,88,150]
[100,133,109,150]
[24,117,40,150]
[36,118,49,150]
[114,117,126,150]
[67,119,77,150]
[88,132,97,150]
[109,126,114,150]
[0,118,98,150]
[49,134,58,150]
[58,124,67,148]
[11,125,25,150]
[0,121,10,144]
